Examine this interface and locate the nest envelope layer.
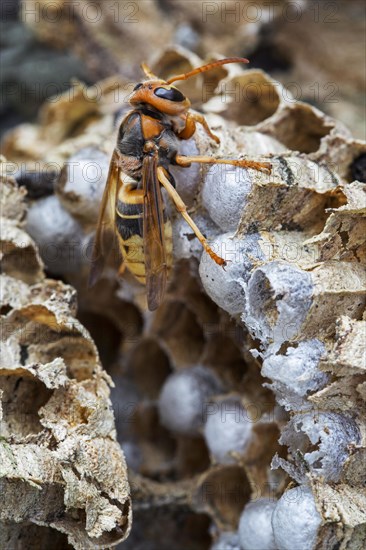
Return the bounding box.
[0,179,131,547]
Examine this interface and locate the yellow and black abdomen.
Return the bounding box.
[115,184,173,285]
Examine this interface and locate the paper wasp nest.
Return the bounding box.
[0,171,131,547]
[1,47,366,550]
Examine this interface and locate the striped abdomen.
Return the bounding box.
[115,188,173,285]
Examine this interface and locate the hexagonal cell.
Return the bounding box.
[0,521,72,550]
[209,71,281,126]
[0,224,43,284]
[26,195,85,276]
[151,46,200,80]
[151,300,205,366]
[126,402,177,480]
[238,498,277,550]
[121,507,211,550]
[210,530,240,550]
[201,331,247,388]
[278,412,361,482]
[245,261,313,348]
[203,397,254,465]
[167,260,220,325]
[176,435,211,478]
[194,465,251,528]
[151,48,226,108]
[77,311,122,369]
[158,366,222,437]
[272,486,322,550]
[199,233,263,317]
[22,326,98,381]
[269,103,334,153]
[350,152,366,183]
[77,279,144,348]
[56,147,110,224]
[126,338,173,399]
[0,375,53,438]
[262,340,328,412]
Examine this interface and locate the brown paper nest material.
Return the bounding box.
[0,174,131,549]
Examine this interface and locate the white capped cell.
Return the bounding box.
[172,211,221,263]
[203,398,253,464]
[235,131,287,156]
[210,531,241,550]
[58,147,110,221]
[199,233,263,316]
[244,261,313,347]
[202,164,252,231]
[238,498,277,550]
[158,366,222,436]
[262,340,329,411]
[170,137,201,208]
[26,195,84,274]
[271,486,322,550]
[280,411,361,482]
[174,24,199,51]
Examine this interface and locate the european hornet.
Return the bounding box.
[89,57,271,310]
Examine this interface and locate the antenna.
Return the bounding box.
[166,57,249,84]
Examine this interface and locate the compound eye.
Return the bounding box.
[154,87,185,102]
[133,83,143,91]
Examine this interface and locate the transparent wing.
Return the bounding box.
[89,149,122,286]
[142,154,167,310]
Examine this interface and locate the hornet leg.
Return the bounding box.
[157,166,226,267]
[178,112,221,144]
[175,154,271,174]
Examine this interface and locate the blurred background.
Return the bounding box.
[1,0,365,141]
